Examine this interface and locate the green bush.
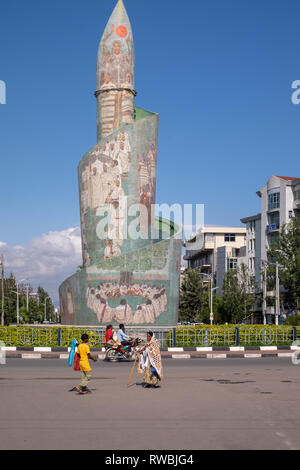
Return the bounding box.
[0,324,299,348]
[0,326,104,348]
[169,325,299,347]
[285,315,300,326]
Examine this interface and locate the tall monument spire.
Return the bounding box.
[95,0,136,142]
[59,0,181,329]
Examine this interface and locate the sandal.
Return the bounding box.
[69,386,81,392]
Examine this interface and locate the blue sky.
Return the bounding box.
[0,0,300,300]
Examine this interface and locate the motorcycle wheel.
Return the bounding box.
[106,349,121,362]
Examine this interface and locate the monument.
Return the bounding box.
[59,0,182,326]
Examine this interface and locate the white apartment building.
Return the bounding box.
[238,175,300,322]
[184,226,246,287]
[239,213,262,287]
[257,175,300,262]
[183,175,300,307]
[240,175,300,288]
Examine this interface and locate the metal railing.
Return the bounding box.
[0,325,298,348]
[0,326,173,348]
[173,326,297,347]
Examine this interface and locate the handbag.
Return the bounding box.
[68,339,77,366]
[73,353,80,371]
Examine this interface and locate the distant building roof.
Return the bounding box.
[240,213,261,224]
[276,175,299,181]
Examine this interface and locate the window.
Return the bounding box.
[269,212,280,229]
[205,234,215,243]
[294,189,300,201]
[289,210,294,219]
[224,234,236,242]
[227,258,238,270]
[268,192,280,210]
[269,232,279,246]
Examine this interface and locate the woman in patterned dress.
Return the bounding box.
[138,331,163,388]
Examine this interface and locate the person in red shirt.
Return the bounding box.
[104,324,115,347]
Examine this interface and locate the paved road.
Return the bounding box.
[0,358,299,450]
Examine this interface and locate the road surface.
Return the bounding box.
[0,358,299,450]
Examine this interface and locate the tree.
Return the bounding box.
[268,217,300,313]
[220,264,256,324]
[0,273,55,325]
[179,268,207,323]
[285,314,300,326]
[239,263,257,320]
[37,286,55,322]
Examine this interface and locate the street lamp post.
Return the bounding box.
[275,261,280,326]
[0,254,4,326]
[25,284,30,312]
[44,296,49,322]
[262,260,280,326]
[12,278,27,324]
[199,272,214,325]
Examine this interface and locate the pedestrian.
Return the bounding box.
[138,331,162,388]
[76,333,97,395]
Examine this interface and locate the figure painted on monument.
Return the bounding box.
[100,27,132,87]
[85,281,168,325]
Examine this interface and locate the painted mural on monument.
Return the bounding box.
[78,112,158,268]
[60,230,181,326]
[59,0,181,326]
[96,2,135,139]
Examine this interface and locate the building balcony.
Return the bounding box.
[200,264,212,270]
[293,200,300,209]
[266,224,279,233]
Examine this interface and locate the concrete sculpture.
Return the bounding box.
[59,0,181,326]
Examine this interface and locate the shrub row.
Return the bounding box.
[0,326,105,348]
[170,325,299,347]
[0,325,299,348]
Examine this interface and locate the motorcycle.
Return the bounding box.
[105,338,142,362]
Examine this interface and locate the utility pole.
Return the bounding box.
[26,285,29,312]
[275,261,280,326]
[210,277,214,326]
[44,296,49,322]
[1,255,4,326]
[16,283,20,324]
[262,263,267,325]
[13,278,27,324]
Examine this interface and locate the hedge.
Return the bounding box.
[169,325,300,347]
[0,325,299,348]
[0,326,105,348]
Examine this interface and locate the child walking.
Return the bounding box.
[76,333,97,395]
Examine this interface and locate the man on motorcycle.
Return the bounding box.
[117,323,133,351]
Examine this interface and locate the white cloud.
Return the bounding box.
[0,227,82,306]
